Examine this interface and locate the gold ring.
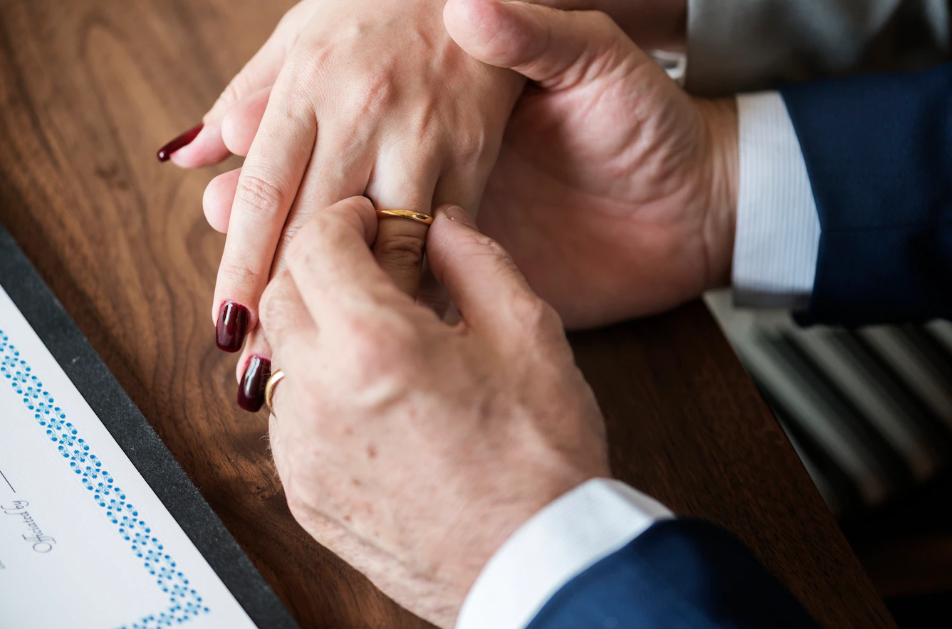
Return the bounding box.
[375,209,434,226]
[264,369,285,416]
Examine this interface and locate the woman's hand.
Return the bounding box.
[260,196,610,627]
[160,0,524,409]
[203,0,738,334]
[445,0,738,328]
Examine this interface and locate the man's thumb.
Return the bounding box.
[426,205,543,338]
[443,0,645,88]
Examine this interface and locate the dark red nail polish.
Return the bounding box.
[237,355,271,412]
[216,301,249,353]
[157,123,203,162]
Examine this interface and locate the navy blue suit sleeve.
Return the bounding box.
[779,63,952,326]
[525,519,819,629]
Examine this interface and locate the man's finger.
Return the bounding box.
[269,413,288,479]
[259,271,319,363]
[257,271,319,417]
[286,196,404,325]
[211,73,317,352]
[426,204,558,341]
[443,0,648,89]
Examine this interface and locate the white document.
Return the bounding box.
[0,285,258,629]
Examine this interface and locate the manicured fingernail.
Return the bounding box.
[216,301,249,353]
[237,355,271,412]
[157,123,203,162]
[440,205,478,229]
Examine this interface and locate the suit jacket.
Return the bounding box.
[526,520,818,628]
[776,62,952,326]
[505,14,952,629]
[686,0,951,96]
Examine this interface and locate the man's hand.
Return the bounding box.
[260,196,610,627]
[445,0,738,328]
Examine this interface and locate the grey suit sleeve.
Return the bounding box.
[684,0,950,96]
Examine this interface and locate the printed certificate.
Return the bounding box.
[0,224,295,629]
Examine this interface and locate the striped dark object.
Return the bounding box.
[707,291,952,519]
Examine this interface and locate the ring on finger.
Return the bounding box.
[265,369,286,417]
[375,209,434,226]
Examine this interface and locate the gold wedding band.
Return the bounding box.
[375,209,434,226]
[264,369,285,416]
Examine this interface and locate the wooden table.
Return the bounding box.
[0,0,896,627]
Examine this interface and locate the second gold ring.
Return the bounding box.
[264,369,285,416]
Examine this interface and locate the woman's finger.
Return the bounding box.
[258,272,321,420]
[203,168,241,233]
[235,328,274,413]
[237,270,318,413]
[260,271,320,365]
[212,75,317,353]
[222,86,271,157]
[202,143,438,299]
[161,4,312,168]
[259,127,376,300]
[365,147,441,297]
[426,204,550,343]
[199,86,269,233]
[285,197,405,327]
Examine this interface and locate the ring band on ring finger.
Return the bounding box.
[376,209,435,226]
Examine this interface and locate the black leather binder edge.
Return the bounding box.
[0,221,299,629]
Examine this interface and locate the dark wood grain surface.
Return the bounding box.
[0,0,896,627]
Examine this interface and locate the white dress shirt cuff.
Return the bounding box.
[455,479,673,629]
[733,91,821,310]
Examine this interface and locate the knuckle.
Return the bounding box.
[476,237,523,280]
[282,45,332,100]
[274,212,313,270]
[234,173,286,218]
[537,300,565,334]
[455,227,504,256]
[374,231,426,272]
[259,277,291,330]
[208,79,246,119]
[285,217,318,268]
[315,205,355,234]
[218,79,244,110]
[218,257,265,291]
[275,5,303,32]
[284,236,310,273]
[585,9,618,32]
[348,71,395,117]
[453,126,489,165]
[285,210,341,266]
[342,312,419,379]
[511,293,562,336]
[402,103,440,147]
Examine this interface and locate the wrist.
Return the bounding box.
[697,97,739,290]
[454,479,673,629]
[437,477,593,626]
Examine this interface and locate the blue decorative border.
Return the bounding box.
[0,329,210,628]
